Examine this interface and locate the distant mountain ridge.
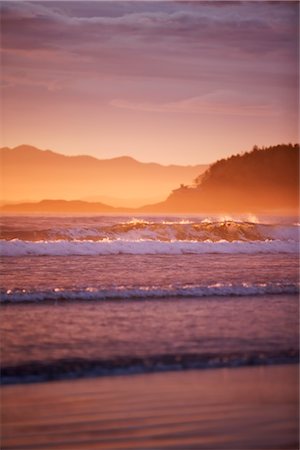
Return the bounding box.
[1,199,126,214]
[1,144,298,214]
[1,145,208,207]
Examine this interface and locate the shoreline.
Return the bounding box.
[1,289,299,305]
[1,364,298,450]
[2,353,299,386]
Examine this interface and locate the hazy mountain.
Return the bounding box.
[140,144,299,214]
[0,199,126,214]
[2,144,297,215]
[1,145,208,207]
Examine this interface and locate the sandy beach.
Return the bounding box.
[1,364,298,450]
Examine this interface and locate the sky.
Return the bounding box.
[1,0,299,165]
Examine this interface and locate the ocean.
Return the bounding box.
[1,214,299,384]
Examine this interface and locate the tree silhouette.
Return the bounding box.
[169,143,299,212]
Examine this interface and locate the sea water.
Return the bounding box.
[0,214,299,383]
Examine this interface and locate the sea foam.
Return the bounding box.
[2,282,299,302]
[0,238,298,256]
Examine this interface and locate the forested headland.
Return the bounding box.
[143,144,299,213]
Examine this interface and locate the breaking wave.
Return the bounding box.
[1,219,298,255]
[0,237,298,256]
[2,282,299,303]
[1,219,299,242]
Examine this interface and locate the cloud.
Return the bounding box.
[1,1,298,99]
[1,1,297,55]
[111,91,277,117]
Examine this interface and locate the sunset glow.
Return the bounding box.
[1,1,298,164]
[1,4,299,449]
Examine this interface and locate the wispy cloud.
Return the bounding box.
[111,91,277,117]
[1,1,297,58]
[1,0,297,96]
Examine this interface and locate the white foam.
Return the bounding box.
[268,225,299,241]
[1,282,299,302]
[0,238,298,256]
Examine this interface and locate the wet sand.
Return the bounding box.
[1,364,298,450]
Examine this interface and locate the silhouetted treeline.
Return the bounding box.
[197,144,299,191]
[161,144,299,213]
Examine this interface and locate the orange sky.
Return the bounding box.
[1,1,299,165]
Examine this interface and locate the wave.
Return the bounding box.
[2,349,298,385]
[2,282,299,303]
[1,219,299,243]
[0,237,298,256]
